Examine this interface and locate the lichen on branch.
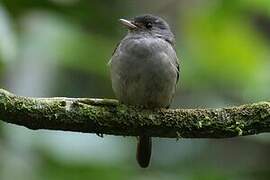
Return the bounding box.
[0,88,269,138]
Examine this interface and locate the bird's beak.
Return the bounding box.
[119,19,137,30]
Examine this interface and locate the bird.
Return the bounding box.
[108,14,179,168]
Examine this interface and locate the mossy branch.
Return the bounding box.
[0,88,270,138]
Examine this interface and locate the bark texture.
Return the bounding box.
[0,89,270,138]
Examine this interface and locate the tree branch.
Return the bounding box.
[0,88,269,138]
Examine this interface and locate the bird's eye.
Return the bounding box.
[145,22,152,29]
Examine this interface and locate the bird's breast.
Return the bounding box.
[110,37,178,107]
[123,38,155,58]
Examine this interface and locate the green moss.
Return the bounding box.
[235,127,243,136]
[0,88,270,138]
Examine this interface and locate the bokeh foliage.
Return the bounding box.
[0,0,270,180]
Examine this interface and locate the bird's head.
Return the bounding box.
[119,14,175,45]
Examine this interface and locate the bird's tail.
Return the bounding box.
[136,135,152,168]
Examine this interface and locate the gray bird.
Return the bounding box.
[109,14,179,168]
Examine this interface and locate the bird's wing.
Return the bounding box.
[168,46,180,83]
[162,37,180,83]
[175,56,180,83]
[107,42,121,66]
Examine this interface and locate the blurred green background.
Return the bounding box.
[0,0,270,179]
